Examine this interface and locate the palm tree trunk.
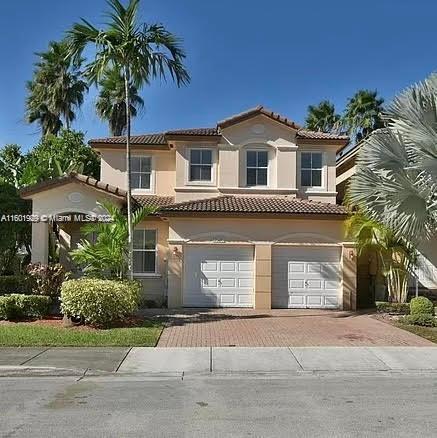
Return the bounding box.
[124,66,133,280]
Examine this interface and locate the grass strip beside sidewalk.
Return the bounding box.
[394,323,437,344]
[0,321,163,347]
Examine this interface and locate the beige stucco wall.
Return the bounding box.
[168,217,346,243]
[170,115,339,202]
[27,181,123,264]
[134,218,169,306]
[99,148,176,196]
[295,143,338,203]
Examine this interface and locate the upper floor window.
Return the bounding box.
[131,156,151,190]
[246,150,268,186]
[301,152,322,187]
[189,149,212,182]
[133,229,157,274]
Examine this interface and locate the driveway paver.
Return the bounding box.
[141,309,435,347]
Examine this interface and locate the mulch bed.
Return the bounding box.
[0,315,146,330]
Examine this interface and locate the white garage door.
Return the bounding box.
[272,246,341,309]
[183,245,254,307]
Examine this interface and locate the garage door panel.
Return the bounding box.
[306,279,323,289]
[289,279,305,289]
[288,295,306,307]
[202,261,218,272]
[221,278,236,288]
[184,246,254,308]
[272,246,341,309]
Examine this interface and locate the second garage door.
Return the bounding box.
[272,246,341,309]
[183,245,254,307]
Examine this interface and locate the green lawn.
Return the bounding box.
[395,323,437,344]
[0,320,163,347]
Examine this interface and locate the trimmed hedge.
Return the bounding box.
[61,279,140,327]
[402,314,436,327]
[410,296,434,316]
[0,294,51,320]
[376,301,410,315]
[0,275,33,295]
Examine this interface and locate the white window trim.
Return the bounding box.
[245,148,270,187]
[185,147,216,186]
[131,155,156,194]
[132,228,158,275]
[299,150,325,192]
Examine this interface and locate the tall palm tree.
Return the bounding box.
[342,89,384,142]
[66,0,190,279]
[346,213,417,303]
[96,67,144,136]
[25,81,63,136]
[305,100,340,132]
[25,40,88,134]
[347,73,437,242]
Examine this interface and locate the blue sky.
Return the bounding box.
[0,0,434,151]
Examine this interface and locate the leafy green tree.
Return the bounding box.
[0,182,31,274]
[347,74,437,241]
[305,100,340,132]
[342,90,384,142]
[346,213,417,303]
[96,67,144,136]
[70,202,154,279]
[21,130,99,185]
[0,144,26,188]
[66,0,190,278]
[25,40,88,135]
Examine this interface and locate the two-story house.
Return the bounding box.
[21,106,357,310]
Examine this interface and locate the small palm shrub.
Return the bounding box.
[410,297,434,316]
[0,294,51,320]
[61,278,140,327]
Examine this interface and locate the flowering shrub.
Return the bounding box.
[61,278,140,327]
[26,263,67,297]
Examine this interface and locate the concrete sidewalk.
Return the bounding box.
[1,346,437,376]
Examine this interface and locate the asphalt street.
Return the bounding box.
[1,374,436,437]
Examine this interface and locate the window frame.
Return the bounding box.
[130,155,155,193]
[246,149,269,187]
[300,151,324,189]
[187,147,215,185]
[132,228,158,276]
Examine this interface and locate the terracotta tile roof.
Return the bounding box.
[161,195,348,216]
[89,133,167,146]
[297,129,349,141]
[133,195,175,209]
[20,173,127,198]
[165,128,220,136]
[217,105,301,130]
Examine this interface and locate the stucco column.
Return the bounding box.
[342,242,357,310]
[276,147,297,190]
[167,244,183,308]
[31,221,49,264]
[254,244,272,309]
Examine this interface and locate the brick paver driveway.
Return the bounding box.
[141,309,434,347]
